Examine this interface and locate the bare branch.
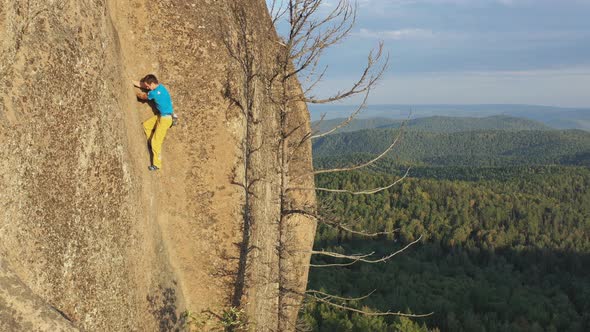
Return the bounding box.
[306,289,376,302]
[301,64,329,97]
[324,221,399,238]
[312,121,406,176]
[311,235,422,266]
[285,127,313,166]
[311,250,375,259]
[272,0,377,103]
[311,112,327,133]
[309,294,434,318]
[305,44,388,104]
[309,251,375,268]
[361,235,423,263]
[294,168,410,195]
[310,90,370,139]
[270,0,290,25]
[282,208,318,220]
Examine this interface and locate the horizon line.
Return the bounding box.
[309,103,590,109]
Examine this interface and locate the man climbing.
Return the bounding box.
[133,74,176,171]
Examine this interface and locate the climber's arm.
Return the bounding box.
[132,80,144,89]
[132,80,149,100]
[136,91,149,100]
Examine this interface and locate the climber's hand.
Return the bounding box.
[136,91,148,100]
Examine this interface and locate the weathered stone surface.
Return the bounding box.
[0,259,79,332]
[0,1,316,331]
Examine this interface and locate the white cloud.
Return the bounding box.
[311,66,590,107]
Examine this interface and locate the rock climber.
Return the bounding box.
[132,74,177,171]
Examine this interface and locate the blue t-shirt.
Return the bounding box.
[147,84,174,116]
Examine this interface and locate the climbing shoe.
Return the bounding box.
[170,114,179,127]
[148,165,159,171]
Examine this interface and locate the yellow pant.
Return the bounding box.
[143,115,172,168]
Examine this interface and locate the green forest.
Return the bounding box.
[313,129,590,167]
[302,121,590,332]
[312,115,550,135]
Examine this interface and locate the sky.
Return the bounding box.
[270,0,590,107]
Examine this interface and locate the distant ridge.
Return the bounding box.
[310,104,590,131]
[313,115,550,135]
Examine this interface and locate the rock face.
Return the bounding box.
[0,258,79,332]
[0,1,316,331]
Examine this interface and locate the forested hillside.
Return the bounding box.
[303,118,590,332]
[313,129,590,167]
[313,115,550,134]
[303,167,590,332]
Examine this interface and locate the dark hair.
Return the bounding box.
[143,74,159,85]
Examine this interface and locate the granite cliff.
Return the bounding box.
[0,1,316,331]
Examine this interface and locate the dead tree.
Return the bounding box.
[223,5,258,313]
[266,0,430,329]
[222,1,427,331]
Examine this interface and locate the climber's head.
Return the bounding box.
[142,74,159,90]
